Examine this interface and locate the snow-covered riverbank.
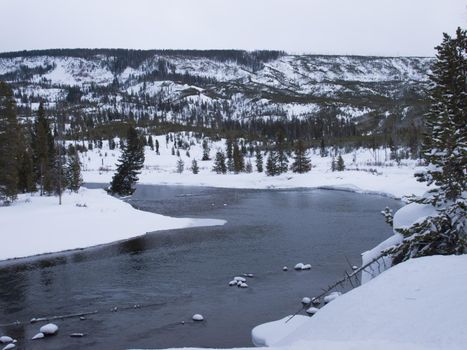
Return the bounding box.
[0,188,225,261]
[79,134,428,199]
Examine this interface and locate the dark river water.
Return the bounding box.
[0,185,402,350]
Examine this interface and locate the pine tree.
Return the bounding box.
[233,142,245,173]
[226,138,234,172]
[320,138,327,157]
[0,81,20,202]
[415,27,466,204]
[276,133,289,174]
[202,139,210,160]
[66,153,82,192]
[32,102,55,195]
[255,147,263,173]
[386,28,467,264]
[109,126,145,196]
[176,158,184,173]
[336,155,345,171]
[191,159,199,174]
[331,157,337,172]
[212,151,227,174]
[291,140,311,173]
[148,135,154,151]
[245,160,253,173]
[266,150,278,176]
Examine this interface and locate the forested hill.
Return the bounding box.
[0,48,433,145]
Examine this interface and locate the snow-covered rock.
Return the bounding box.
[0,337,12,344]
[31,333,44,340]
[301,264,311,270]
[282,266,288,271]
[234,276,246,282]
[294,263,304,270]
[301,297,311,305]
[311,297,320,305]
[324,291,342,303]
[192,314,204,321]
[39,323,59,335]
[306,307,319,315]
[239,282,248,288]
[251,315,309,347]
[2,344,15,350]
[228,280,237,286]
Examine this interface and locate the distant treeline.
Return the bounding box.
[0,49,285,73]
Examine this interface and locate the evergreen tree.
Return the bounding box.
[212,151,227,174]
[148,135,154,151]
[226,138,234,172]
[331,157,337,172]
[176,158,184,173]
[255,147,263,173]
[245,160,253,173]
[17,145,35,193]
[66,153,82,192]
[0,81,20,202]
[320,138,327,157]
[202,139,210,160]
[233,142,245,173]
[191,159,199,174]
[109,126,145,196]
[336,154,345,171]
[32,102,55,195]
[291,140,311,173]
[386,28,467,264]
[155,139,160,154]
[266,150,278,176]
[415,27,466,204]
[276,133,289,174]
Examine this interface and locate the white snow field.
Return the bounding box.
[79,134,428,199]
[135,255,467,350]
[0,188,225,261]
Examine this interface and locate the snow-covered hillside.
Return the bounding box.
[0,50,432,128]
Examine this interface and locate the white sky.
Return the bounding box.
[1,0,466,56]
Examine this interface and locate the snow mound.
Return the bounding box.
[323,291,342,303]
[306,307,319,315]
[31,333,44,340]
[192,314,204,321]
[39,323,58,335]
[0,337,12,344]
[2,344,15,350]
[251,315,309,347]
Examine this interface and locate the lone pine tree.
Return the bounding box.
[212,151,227,174]
[32,102,55,195]
[109,126,145,196]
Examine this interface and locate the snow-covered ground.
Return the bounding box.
[0,188,225,261]
[134,255,467,350]
[79,134,428,199]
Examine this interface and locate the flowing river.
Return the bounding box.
[0,185,402,349]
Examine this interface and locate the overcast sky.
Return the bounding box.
[1,0,465,56]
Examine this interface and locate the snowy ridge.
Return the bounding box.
[0,50,432,126]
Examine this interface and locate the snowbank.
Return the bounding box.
[0,188,225,261]
[265,255,467,350]
[361,201,438,283]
